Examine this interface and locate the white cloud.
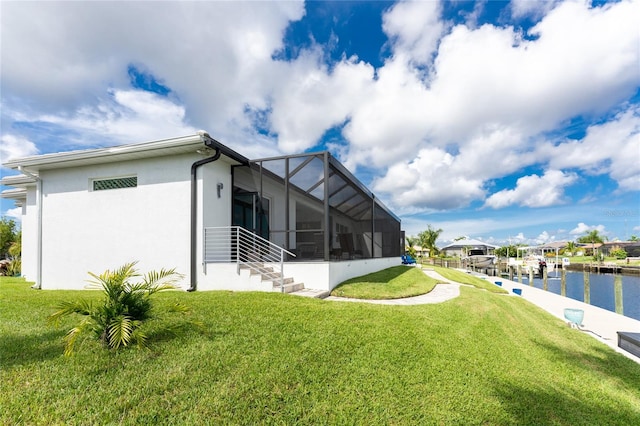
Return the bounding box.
[484,170,578,209]
[510,0,561,19]
[1,0,639,215]
[268,53,375,153]
[372,147,485,210]
[5,207,22,222]
[535,231,555,245]
[570,222,606,236]
[544,106,640,191]
[382,0,444,65]
[0,134,39,162]
[344,0,639,210]
[402,217,501,243]
[0,1,305,149]
[36,89,197,144]
[512,233,526,243]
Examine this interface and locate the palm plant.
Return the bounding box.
[49,262,190,355]
[418,225,443,258]
[405,236,419,258]
[577,230,607,260]
[564,241,577,256]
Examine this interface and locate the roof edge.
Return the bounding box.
[2,133,208,170]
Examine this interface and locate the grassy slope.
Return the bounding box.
[2,277,640,425]
[431,265,509,294]
[330,265,441,299]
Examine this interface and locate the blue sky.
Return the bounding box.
[1,0,639,246]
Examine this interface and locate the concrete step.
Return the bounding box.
[274,282,305,294]
[262,273,289,282]
[288,288,331,299]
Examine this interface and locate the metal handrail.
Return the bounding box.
[203,226,296,291]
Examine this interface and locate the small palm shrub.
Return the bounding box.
[49,262,192,355]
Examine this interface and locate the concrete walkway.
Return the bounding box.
[322,267,640,364]
[482,274,640,364]
[323,267,460,305]
[324,282,460,305]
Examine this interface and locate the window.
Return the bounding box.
[92,176,137,191]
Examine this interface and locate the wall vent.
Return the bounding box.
[92,176,137,191]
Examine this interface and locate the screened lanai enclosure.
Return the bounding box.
[231,152,403,261]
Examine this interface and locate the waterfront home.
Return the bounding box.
[1,132,402,292]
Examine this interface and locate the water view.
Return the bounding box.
[519,271,640,321]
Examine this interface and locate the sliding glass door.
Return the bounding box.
[232,187,270,240]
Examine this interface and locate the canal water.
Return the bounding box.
[518,271,640,321]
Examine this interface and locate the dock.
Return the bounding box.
[565,263,640,276]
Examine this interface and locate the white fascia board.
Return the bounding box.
[0,174,38,187]
[1,187,27,200]
[2,133,207,171]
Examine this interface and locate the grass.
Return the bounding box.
[330,265,442,299]
[430,265,509,294]
[2,276,640,424]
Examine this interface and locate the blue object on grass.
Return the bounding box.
[401,255,416,265]
[564,308,584,327]
[494,281,502,286]
[512,288,522,296]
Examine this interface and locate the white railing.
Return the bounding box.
[203,226,296,291]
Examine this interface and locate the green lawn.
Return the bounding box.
[330,265,442,299]
[430,265,509,294]
[2,276,640,424]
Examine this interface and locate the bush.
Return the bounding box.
[48,262,194,355]
[610,247,627,259]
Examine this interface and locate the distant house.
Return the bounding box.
[440,238,499,258]
[579,243,603,257]
[601,241,640,257]
[1,132,403,292]
[411,245,429,258]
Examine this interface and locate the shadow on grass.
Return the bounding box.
[535,339,640,391]
[490,337,640,424]
[493,379,640,424]
[0,330,66,367]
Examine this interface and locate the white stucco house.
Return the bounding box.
[1,132,403,293]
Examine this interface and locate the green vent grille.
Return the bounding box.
[93,176,137,191]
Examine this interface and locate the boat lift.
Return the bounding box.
[514,245,561,278]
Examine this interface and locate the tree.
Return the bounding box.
[576,230,606,244]
[495,245,518,258]
[406,236,418,248]
[49,262,196,355]
[630,235,639,242]
[0,217,17,259]
[6,231,21,276]
[418,225,443,258]
[405,236,418,258]
[577,230,607,259]
[563,241,578,256]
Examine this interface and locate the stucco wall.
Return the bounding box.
[20,187,38,282]
[268,257,400,292]
[197,257,400,292]
[36,153,232,289]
